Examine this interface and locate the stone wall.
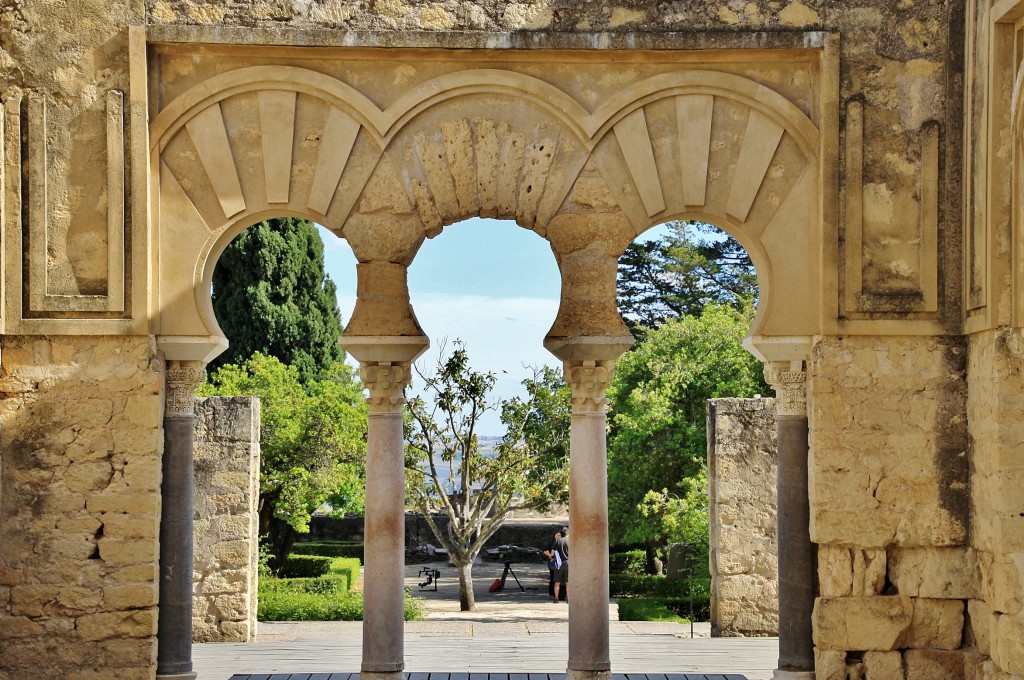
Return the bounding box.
[810,335,984,678]
[967,330,1024,678]
[707,397,778,637]
[0,336,163,680]
[192,396,261,643]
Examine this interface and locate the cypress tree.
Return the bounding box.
[209,217,344,384]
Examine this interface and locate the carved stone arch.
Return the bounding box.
[152,61,822,362]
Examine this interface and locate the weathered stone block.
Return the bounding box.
[813,596,912,651]
[966,599,992,654]
[0,616,43,639]
[76,610,158,641]
[102,584,157,610]
[907,597,964,649]
[889,547,981,599]
[97,538,158,565]
[85,493,160,514]
[905,649,968,680]
[815,649,847,680]
[10,584,59,617]
[990,613,1024,675]
[57,586,103,612]
[863,650,904,678]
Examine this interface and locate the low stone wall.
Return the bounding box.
[192,396,261,643]
[707,397,778,637]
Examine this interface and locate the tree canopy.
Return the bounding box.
[200,353,367,570]
[209,217,344,384]
[405,342,571,611]
[606,303,767,557]
[617,221,757,335]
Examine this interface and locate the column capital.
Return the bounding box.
[764,360,807,417]
[564,359,615,414]
[165,360,206,419]
[360,362,410,414]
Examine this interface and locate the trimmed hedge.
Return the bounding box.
[260,574,349,596]
[291,541,365,563]
[278,555,333,578]
[617,597,689,623]
[328,557,360,587]
[609,574,691,598]
[609,549,647,576]
[258,589,424,621]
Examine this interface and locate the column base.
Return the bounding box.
[773,670,815,680]
[156,673,197,680]
[359,672,405,680]
[569,670,612,680]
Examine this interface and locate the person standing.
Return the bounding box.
[545,526,569,602]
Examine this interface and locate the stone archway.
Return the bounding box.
[147,41,828,680]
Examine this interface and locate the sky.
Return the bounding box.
[320,217,669,434]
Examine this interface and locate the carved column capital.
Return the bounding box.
[165,360,206,419]
[564,359,615,414]
[764,360,807,417]
[360,361,410,413]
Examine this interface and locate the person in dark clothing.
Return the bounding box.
[545,527,569,602]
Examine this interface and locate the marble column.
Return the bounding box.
[766,361,815,680]
[359,360,412,680]
[157,361,206,680]
[564,359,616,680]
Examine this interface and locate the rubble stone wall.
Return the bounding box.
[192,396,261,643]
[0,336,164,680]
[707,397,778,637]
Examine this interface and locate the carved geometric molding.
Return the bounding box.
[26,90,126,314]
[593,93,807,237]
[844,99,939,316]
[402,118,563,236]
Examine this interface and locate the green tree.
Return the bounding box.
[200,353,368,570]
[210,217,343,384]
[405,343,571,611]
[606,304,767,567]
[618,221,757,335]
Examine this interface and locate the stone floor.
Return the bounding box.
[193,561,777,680]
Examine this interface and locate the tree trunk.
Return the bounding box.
[269,517,296,575]
[456,560,476,611]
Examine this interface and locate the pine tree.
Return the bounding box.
[209,217,344,383]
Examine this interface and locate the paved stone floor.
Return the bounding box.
[193,561,778,680]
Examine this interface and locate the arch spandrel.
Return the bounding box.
[150,59,822,361]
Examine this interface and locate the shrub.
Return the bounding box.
[291,541,365,563]
[609,549,647,575]
[610,574,687,598]
[259,574,349,596]
[257,588,424,621]
[328,557,360,587]
[617,597,689,623]
[278,555,333,578]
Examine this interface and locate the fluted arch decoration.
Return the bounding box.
[151,62,823,362]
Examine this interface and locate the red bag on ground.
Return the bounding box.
[488,578,503,592]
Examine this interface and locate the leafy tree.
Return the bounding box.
[199,353,367,570]
[618,221,757,335]
[606,304,767,568]
[210,217,344,384]
[405,343,571,611]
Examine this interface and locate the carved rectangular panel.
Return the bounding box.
[843,100,939,316]
[24,91,127,315]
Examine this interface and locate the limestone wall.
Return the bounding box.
[967,330,1024,678]
[810,335,983,678]
[192,396,261,643]
[0,336,163,680]
[707,397,778,637]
